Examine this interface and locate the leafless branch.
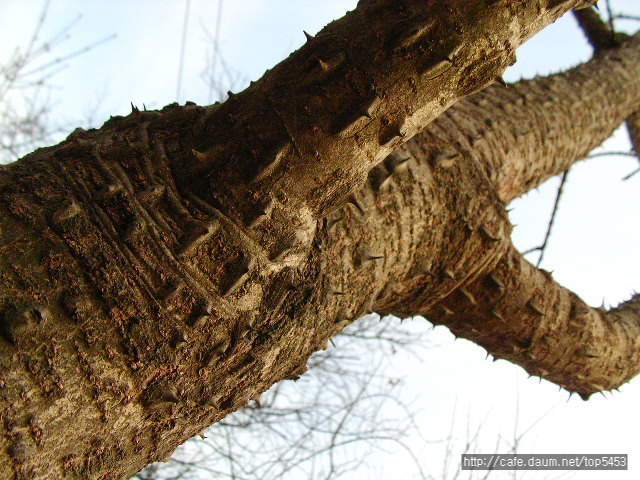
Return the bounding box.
[0,0,113,163]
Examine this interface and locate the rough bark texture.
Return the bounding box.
[573,8,640,159]
[365,32,640,398]
[6,1,637,479]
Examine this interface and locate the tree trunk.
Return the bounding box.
[7,1,639,479]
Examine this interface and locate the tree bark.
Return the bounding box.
[573,7,640,164]
[345,31,640,399]
[6,1,637,479]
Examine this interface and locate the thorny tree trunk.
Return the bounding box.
[4,0,639,479]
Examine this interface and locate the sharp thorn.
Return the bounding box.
[495,76,508,87]
[442,268,455,280]
[347,194,365,215]
[487,273,505,290]
[527,299,545,316]
[480,225,501,242]
[458,288,477,305]
[317,57,330,72]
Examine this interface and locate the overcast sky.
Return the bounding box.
[1,1,640,479]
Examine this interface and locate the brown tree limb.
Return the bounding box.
[355,31,640,400]
[574,7,640,166]
[419,242,640,401]
[420,31,640,203]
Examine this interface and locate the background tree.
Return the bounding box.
[1,0,640,480]
[0,0,112,163]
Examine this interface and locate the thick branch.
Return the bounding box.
[420,243,640,400]
[574,7,640,164]
[411,30,640,202]
[181,0,597,225]
[345,33,640,398]
[574,7,625,50]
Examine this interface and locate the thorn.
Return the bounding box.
[490,308,503,321]
[495,76,508,87]
[368,167,393,191]
[247,210,268,229]
[434,152,460,168]
[246,197,273,229]
[346,195,365,215]
[384,153,411,173]
[527,299,545,316]
[364,255,384,263]
[439,305,454,316]
[394,127,407,139]
[392,20,436,50]
[131,102,139,113]
[442,268,455,280]
[317,57,330,72]
[395,157,411,169]
[480,225,501,242]
[171,331,188,349]
[458,288,476,305]
[192,149,208,163]
[161,389,180,404]
[329,337,336,348]
[421,258,433,275]
[487,273,505,290]
[326,214,345,231]
[330,290,345,296]
[303,30,314,42]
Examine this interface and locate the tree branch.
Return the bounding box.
[574,7,640,169]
